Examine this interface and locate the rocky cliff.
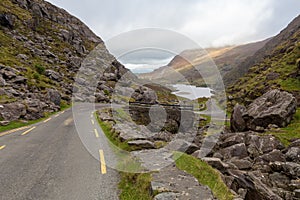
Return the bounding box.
[0,0,130,123]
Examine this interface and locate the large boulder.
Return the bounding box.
[131,86,157,104]
[231,104,247,132]
[231,89,297,132]
[227,169,282,200]
[47,89,61,106]
[219,143,248,160]
[0,102,26,121]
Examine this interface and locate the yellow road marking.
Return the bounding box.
[0,145,6,150]
[99,149,107,174]
[91,119,95,125]
[94,129,99,138]
[0,126,29,137]
[91,113,93,118]
[43,118,51,123]
[21,126,36,136]
[61,111,65,114]
[54,114,60,118]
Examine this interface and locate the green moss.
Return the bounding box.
[265,108,300,146]
[0,95,16,104]
[279,78,300,91]
[173,152,234,200]
[35,64,45,75]
[198,114,211,128]
[60,100,70,110]
[0,0,32,21]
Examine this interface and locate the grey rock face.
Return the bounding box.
[219,143,248,160]
[201,157,229,173]
[0,102,26,121]
[151,165,216,200]
[246,89,296,129]
[167,139,199,154]
[47,89,61,106]
[0,75,6,86]
[231,89,297,132]
[207,130,300,199]
[231,104,247,132]
[127,140,155,149]
[45,70,62,82]
[0,13,14,29]
[285,147,300,163]
[131,86,157,104]
[154,192,180,200]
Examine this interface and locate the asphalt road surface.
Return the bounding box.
[0,105,120,200]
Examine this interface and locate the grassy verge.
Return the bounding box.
[95,112,132,151]
[173,152,234,200]
[265,108,300,146]
[95,111,153,200]
[0,103,71,133]
[118,168,152,200]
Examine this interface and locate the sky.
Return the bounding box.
[47,0,300,73]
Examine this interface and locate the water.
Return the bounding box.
[171,84,213,100]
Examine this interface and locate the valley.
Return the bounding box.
[0,0,299,200]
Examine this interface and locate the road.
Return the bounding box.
[0,105,120,200]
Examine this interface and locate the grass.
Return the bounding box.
[0,0,32,21]
[0,120,37,133]
[95,112,132,151]
[119,171,152,200]
[173,152,234,200]
[198,114,211,128]
[280,78,300,91]
[95,111,153,200]
[118,156,153,200]
[265,108,300,146]
[0,95,17,104]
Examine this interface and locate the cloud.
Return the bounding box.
[47,0,300,71]
[180,0,274,46]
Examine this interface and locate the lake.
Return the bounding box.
[171,84,213,100]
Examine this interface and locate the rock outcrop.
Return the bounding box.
[0,0,133,124]
[151,165,216,200]
[231,90,297,132]
[200,131,300,200]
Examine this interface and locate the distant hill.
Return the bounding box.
[227,14,300,106]
[138,39,269,86]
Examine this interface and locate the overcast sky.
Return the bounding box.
[47,0,300,73]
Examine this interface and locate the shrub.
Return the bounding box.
[35,64,45,74]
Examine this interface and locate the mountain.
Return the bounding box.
[0,0,130,122]
[227,14,300,106]
[139,39,269,86]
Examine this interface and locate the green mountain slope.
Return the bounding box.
[227,14,300,107]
